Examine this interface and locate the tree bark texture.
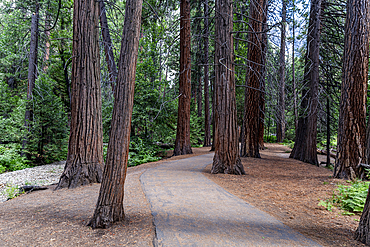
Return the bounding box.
[355,185,370,244]
[88,0,143,229]
[289,0,321,166]
[240,0,266,158]
[56,0,104,189]
[203,0,211,147]
[174,0,192,156]
[334,0,369,180]
[23,5,39,155]
[276,0,286,143]
[99,0,118,89]
[211,0,245,175]
[258,0,268,150]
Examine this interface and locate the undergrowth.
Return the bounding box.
[0,144,30,174]
[319,180,370,215]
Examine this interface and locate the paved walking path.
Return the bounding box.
[140,153,321,247]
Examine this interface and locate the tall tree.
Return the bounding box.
[240,0,266,158]
[56,0,104,189]
[99,0,118,89]
[22,4,40,156]
[334,0,369,180]
[289,0,321,166]
[211,0,245,175]
[174,0,192,156]
[276,0,287,143]
[203,0,211,147]
[89,0,143,228]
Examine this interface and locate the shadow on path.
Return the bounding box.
[140,153,321,247]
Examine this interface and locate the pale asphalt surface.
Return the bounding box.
[140,153,321,247]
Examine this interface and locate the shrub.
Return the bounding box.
[319,180,370,215]
[0,144,30,173]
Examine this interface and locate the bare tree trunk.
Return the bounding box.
[88,0,143,229]
[203,0,211,147]
[43,9,51,72]
[22,4,40,156]
[240,0,265,158]
[334,0,369,180]
[99,0,118,90]
[56,0,104,189]
[174,0,192,156]
[290,0,321,166]
[276,0,286,143]
[211,0,245,175]
[292,2,298,130]
[259,0,268,150]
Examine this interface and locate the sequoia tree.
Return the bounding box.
[290,0,321,166]
[203,0,211,147]
[173,0,192,156]
[211,0,245,175]
[56,0,104,189]
[240,0,266,158]
[334,0,369,180]
[88,0,143,228]
[276,0,287,143]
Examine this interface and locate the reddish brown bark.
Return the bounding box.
[174,0,192,156]
[88,0,143,229]
[56,0,104,189]
[211,0,245,175]
[203,0,211,147]
[240,0,266,158]
[276,0,287,143]
[290,0,321,166]
[334,0,369,180]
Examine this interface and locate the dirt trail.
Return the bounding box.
[204,143,365,247]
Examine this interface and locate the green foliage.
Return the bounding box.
[319,180,370,215]
[1,184,22,200]
[23,74,69,164]
[282,139,295,149]
[264,135,276,143]
[128,137,161,167]
[0,144,30,173]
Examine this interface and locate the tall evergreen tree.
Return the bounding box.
[290,0,321,166]
[89,0,143,228]
[174,0,192,156]
[211,0,245,175]
[56,0,104,189]
[240,0,267,158]
[334,0,369,180]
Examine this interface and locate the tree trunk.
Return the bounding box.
[43,9,51,72]
[203,0,211,147]
[99,0,118,90]
[289,0,321,166]
[211,0,245,175]
[174,0,192,156]
[334,0,369,180]
[56,0,104,189]
[276,0,286,143]
[240,0,265,158]
[22,4,39,156]
[88,0,143,229]
[292,2,298,131]
[355,185,370,244]
[258,0,268,149]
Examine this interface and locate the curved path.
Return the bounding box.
[140,153,321,247]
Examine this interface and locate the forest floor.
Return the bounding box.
[204,143,366,247]
[0,144,366,246]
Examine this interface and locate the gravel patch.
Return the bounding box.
[0,161,65,202]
